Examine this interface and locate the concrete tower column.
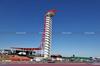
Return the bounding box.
[44,10,57,58]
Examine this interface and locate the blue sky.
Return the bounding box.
[0,0,100,57]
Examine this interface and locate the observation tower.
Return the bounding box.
[42,10,57,58]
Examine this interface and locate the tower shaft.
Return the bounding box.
[40,10,57,58]
[44,16,52,58]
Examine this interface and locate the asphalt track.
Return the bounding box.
[0,63,100,66]
[1,65,100,66]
